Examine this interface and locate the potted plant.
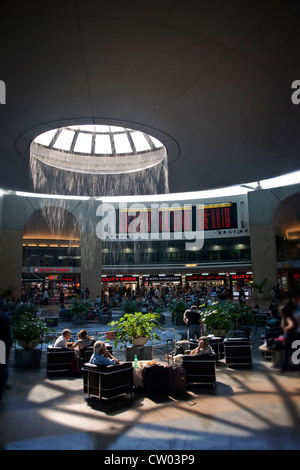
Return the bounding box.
[202,301,235,337]
[168,299,191,325]
[121,299,139,315]
[252,278,267,300]
[11,303,52,349]
[108,311,162,349]
[70,298,93,324]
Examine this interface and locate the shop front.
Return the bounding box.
[186,273,226,298]
[142,274,182,291]
[22,267,80,303]
[230,273,253,300]
[101,274,139,300]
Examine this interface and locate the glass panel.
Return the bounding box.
[95,125,110,133]
[53,129,75,151]
[113,133,133,153]
[150,135,164,148]
[34,129,57,146]
[109,126,125,133]
[130,131,151,151]
[95,134,113,154]
[73,132,92,153]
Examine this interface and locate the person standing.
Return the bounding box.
[0,311,12,400]
[280,301,298,372]
[183,305,205,341]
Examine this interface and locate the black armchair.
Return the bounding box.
[46,346,75,375]
[182,354,216,389]
[224,338,253,367]
[83,362,134,400]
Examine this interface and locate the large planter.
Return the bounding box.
[213,329,227,338]
[71,315,85,325]
[132,336,149,347]
[18,338,40,350]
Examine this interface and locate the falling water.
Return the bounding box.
[29,147,170,288]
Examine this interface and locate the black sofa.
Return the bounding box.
[181,354,217,389]
[83,362,134,400]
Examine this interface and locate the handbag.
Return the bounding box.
[267,338,283,351]
[69,356,83,376]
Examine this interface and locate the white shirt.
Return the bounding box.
[54,335,68,348]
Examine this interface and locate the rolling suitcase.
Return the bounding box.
[164,339,187,394]
[143,364,167,396]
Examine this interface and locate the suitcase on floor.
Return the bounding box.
[164,365,187,394]
[142,364,167,396]
[165,339,187,394]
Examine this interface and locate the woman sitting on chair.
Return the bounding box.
[89,341,120,366]
[167,336,213,365]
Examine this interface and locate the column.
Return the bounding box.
[0,229,24,301]
[80,231,102,302]
[250,224,278,301]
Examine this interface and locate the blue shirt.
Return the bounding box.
[89,353,115,366]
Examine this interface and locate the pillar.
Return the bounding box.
[80,231,102,302]
[250,224,278,301]
[0,229,23,301]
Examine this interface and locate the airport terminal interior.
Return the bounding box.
[0,0,300,453]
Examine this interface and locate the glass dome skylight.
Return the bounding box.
[31,125,166,175]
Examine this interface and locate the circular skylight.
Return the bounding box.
[31,125,166,175]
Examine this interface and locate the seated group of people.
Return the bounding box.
[53,328,119,365]
[54,330,214,369]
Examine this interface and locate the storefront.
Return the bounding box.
[186,273,226,296]
[101,274,139,299]
[230,273,253,300]
[142,274,182,290]
[21,267,80,302]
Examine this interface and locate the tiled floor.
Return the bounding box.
[1,333,300,451]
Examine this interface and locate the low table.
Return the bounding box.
[259,344,283,368]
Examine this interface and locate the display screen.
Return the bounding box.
[117,202,238,235]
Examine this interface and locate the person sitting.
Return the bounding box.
[54,329,73,348]
[69,329,95,357]
[167,336,214,364]
[89,341,120,366]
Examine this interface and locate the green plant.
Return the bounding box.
[11,305,52,345]
[121,299,139,315]
[70,299,93,318]
[108,312,162,348]
[252,278,267,293]
[168,299,191,317]
[202,301,255,334]
[202,302,234,333]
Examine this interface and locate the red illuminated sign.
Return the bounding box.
[34,268,70,273]
[231,274,253,280]
[102,276,138,283]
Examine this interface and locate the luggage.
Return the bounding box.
[164,339,187,394]
[142,364,167,396]
[164,365,187,394]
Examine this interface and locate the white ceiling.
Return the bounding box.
[1,0,300,194]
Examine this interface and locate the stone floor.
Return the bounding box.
[1,305,300,452]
